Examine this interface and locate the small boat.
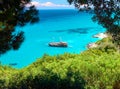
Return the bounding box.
[49,42,68,47]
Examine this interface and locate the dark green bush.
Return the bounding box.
[0,50,120,89]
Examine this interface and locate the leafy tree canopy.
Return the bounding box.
[67,0,120,45]
[0,0,39,55]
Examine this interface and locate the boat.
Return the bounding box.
[49,42,68,47]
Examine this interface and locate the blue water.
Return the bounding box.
[0,9,105,68]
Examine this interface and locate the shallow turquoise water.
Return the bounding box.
[0,9,105,68]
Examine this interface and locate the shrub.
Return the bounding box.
[0,50,120,89]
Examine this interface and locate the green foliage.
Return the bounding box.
[67,0,120,45]
[0,49,120,89]
[96,37,118,53]
[0,0,39,55]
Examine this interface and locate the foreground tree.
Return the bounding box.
[0,0,39,55]
[68,0,120,46]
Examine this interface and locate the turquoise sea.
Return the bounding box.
[0,9,105,68]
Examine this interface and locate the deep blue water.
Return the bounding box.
[0,9,105,68]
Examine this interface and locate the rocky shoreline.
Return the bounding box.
[87,33,108,49]
[93,33,108,39]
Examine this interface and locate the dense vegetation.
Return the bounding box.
[0,0,39,55]
[0,0,120,89]
[0,39,120,89]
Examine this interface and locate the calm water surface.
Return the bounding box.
[0,9,106,68]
